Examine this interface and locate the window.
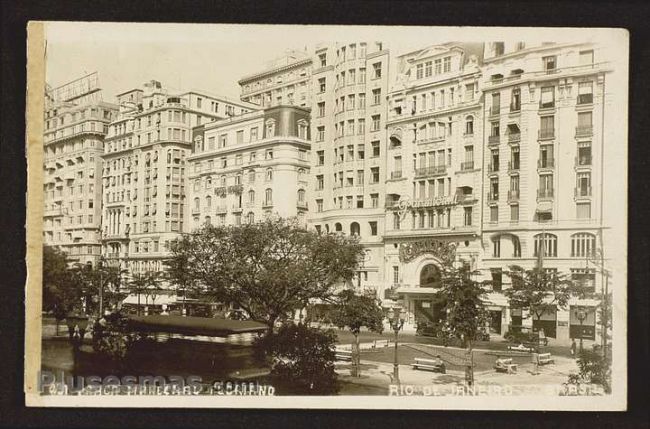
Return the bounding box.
[392,266,400,284]
[578,81,593,104]
[372,62,382,79]
[577,202,591,219]
[534,233,558,257]
[494,42,505,56]
[416,63,424,79]
[318,78,326,93]
[369,221,378,236]
[511,87,521,111]
[250,127,258,141]
[265,120,276,137]
[236,130,244,144]
[248,189,255,204]
[317,102,325,117]
[219,134,228,148]
[465,116,474,135]
[298,189,306,203]
[540,86,555,108]
[443,56,451,73]
[316,126,325,142]
[510,204,519,222]
[434,59,442,74]
[357,119,365,134]
[316,175,324,190]
[316,199,323,212]
[371,115,381,132]
[371,141,380,157]
[543,55,557,72]
[491,269,503,292]
[491,121,500,137]
[372,88,381,105]
[463,207,472,226]
[247,212,255,224]
[316,150,325,166]
[318,52,327,67]
[576,172,591,196]
[490,206,499,223]
[371,167,380,184]
[571,233,596,257]
[579,50,594,66]
[265,149,273,160]
[265,168,273,181]
[540,115,554,138]
[265,188,273,205]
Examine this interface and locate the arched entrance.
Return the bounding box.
[412,263,445,330]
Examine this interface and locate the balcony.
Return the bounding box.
[414,165,446,178]
[575,186,592,198]
[507,132,521,143]
[215,205,228,214]
[297,201,308,209]
[488,135,500,145]
[191,207,200,214]
[576,125,593,138]
[576,155,592,167]
[537,188,554,200]
[538,129,555,140]
[508,161,520,172]
[509,103,521,113]
[460,161,474,171]
[231,205,243,213]
[507,189,520,202]
[537,158,555,169]
[539,101,555,110]
[487,192,499,202]
[262,200,273,208]
[489,106,500,117]
[488,163,499,173]
[577,94,594,105]
[390,171,403,180]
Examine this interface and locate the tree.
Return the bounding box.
[128,272,161,314]
[164,239,198,314]
[433,263,488,386]
[254,323,339,395]
[168,218,365,331]
[42,245,82,334]
[70,262,128,316]
[328,289,384,377]
[565,346,612,394]
[504,266,579,331]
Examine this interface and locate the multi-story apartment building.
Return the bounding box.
[309,42,391,293]
[383,44,484,329]
[187,105,311,229]
[101,80,256,277]
[238,50,312,108]
[478,42,613,343]
[43,73,118,266]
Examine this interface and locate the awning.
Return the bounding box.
[126,314,268,337]
[536,202,553,212]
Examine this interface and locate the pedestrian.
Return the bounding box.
[570,339,577,358]
[531,349,539,375]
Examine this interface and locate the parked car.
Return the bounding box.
[504,325,548,346]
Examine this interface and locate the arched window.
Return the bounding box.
[534,233,557,257]
[205,196,212,208]
[325,224,330,233]
[247,212,255,224]
[205,176,212,188]
[350,222,360,236]
[298,168,305,181]
[420,264,441,288]
[335,222,343,232]
[297,189,306,203]
[465,115,474,135]
[248,190,255,204]
[220,175,227,187]
[571,233,596,257]
[265,119,276,137]
[204,216,211,225]
[248,169,256,183]
[265,188,273,205]
[193,197,200,210]
[235,174,242,185]
[513,234,522,258]
[266,168,273,181]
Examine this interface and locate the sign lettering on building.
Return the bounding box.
[399,240,457,264]
[396,195,458,219]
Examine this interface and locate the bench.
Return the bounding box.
[373,339,391,348]
[507,344,535,353]
[494,358,518,374]
[335,349,353,361]
[538,352,554,365]
[411,357,446,373]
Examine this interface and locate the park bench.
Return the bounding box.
[494,358,518,374]
[538,352,554,365]
[411,357,446,373]
[373,339,391,348]
[507,343,535,353]
[335,349,353,361]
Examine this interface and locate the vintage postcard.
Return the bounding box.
[25,22,628,410]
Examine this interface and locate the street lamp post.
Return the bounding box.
[98,256,106,318]
[387,307,406,385]
[574,307,587,352]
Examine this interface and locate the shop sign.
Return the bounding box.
[399,240,457,263]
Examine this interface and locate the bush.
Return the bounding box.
[255,323,339,395]
[565,346,611,394]
[92,312,151,364]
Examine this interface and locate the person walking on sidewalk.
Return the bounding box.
[570,339,577,359]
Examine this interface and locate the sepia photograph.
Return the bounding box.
[23,22,628,410]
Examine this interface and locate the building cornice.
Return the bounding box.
[238,58,313,85]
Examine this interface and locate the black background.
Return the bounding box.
[1,1,648,428]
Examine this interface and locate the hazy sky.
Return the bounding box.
[44,23,623,103]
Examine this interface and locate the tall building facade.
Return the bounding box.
[382,44,484,329]
[238,50,312,108]
[43,73,118,266]
[187,105,311,229]
[101,80,256,276]
[477,42,613,342]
